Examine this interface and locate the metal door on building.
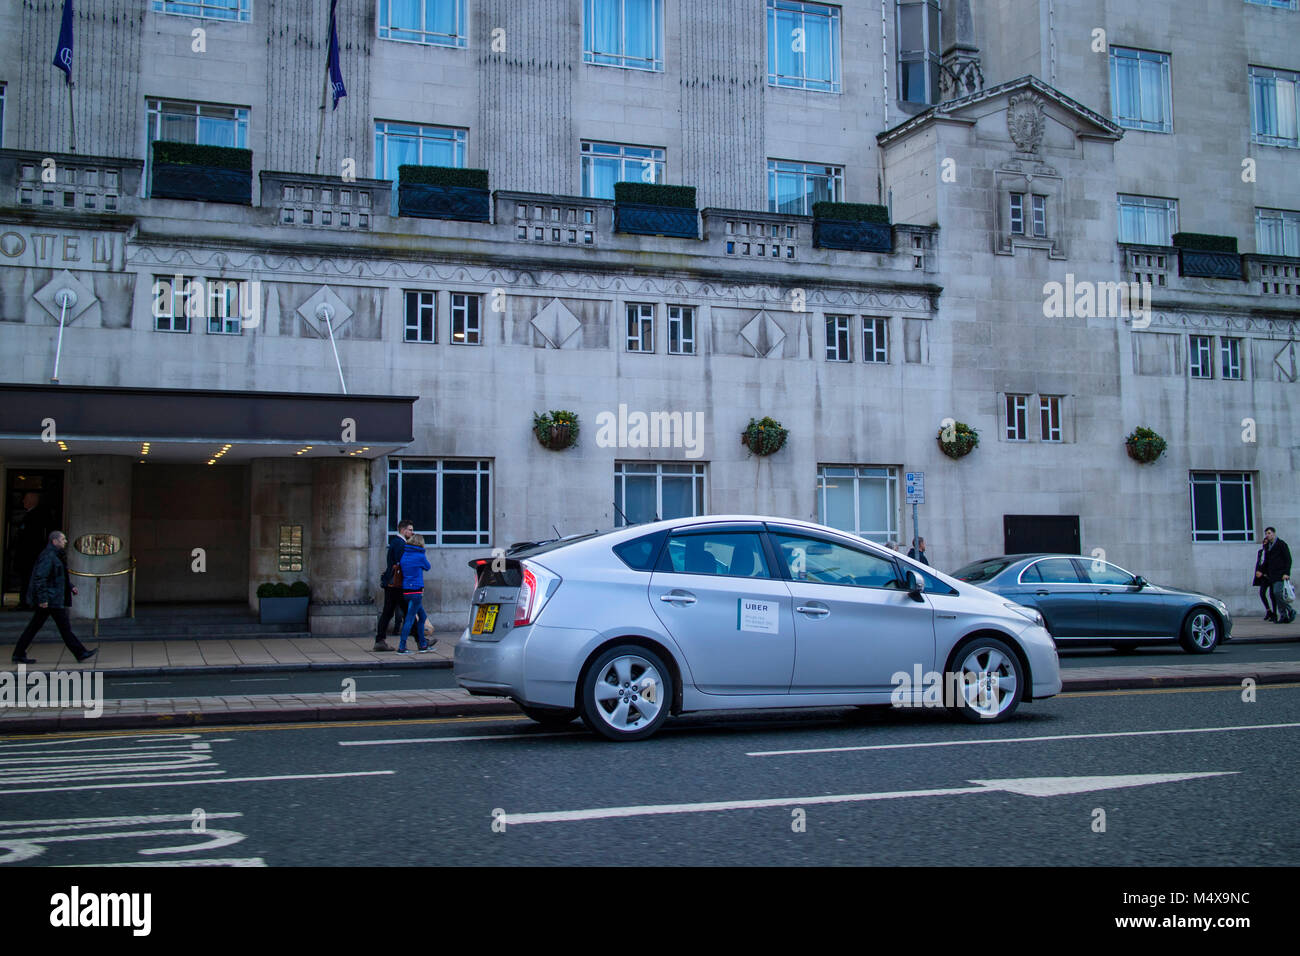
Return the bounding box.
[1003,515,1080,555]
[3,469,65,607]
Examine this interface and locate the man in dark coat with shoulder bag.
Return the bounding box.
[11,530,96,665]
[374,519,414,651]
[1254,527,1293,624]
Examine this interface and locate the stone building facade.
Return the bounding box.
[0,0,1296,631]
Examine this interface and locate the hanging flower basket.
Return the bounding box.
[533,410,580,451]
[1125,426,1167,464]
[937,421,980,459]
[741,416,789,456]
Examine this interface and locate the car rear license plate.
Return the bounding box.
[472,604,499,635]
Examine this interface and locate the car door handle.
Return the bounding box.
[1036,590,1050,596]
[659,592,696,606]
[796,605,829,617]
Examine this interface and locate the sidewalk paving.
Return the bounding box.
[1,616,1296,734]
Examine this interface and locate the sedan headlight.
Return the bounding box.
[1005,603,1045,628]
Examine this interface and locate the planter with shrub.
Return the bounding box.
[150,141,253,205]
[937,421,980,459]
[741,416,789,457]
[1173,232,1243,280]
[613,182,698,239]
[256,580,310,624]
[1125,426,1167,464]
[812,201,893,253]
[533,410,580,451]
[397,165,491,222]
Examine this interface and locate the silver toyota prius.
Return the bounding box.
[454,515,1062,741]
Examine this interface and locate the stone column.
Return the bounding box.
[64,455,133,619]
[248,458,314,609]
[940,0,983,101]
[309,458,370,604]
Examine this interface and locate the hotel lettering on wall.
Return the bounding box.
[0,228,121,270]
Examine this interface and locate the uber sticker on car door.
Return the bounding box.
[738,598,779,634]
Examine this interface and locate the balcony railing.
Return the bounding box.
[260,170,389,232]
[2,150,142,214]
[498,191,611,247]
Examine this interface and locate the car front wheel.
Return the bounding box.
[946,637,1024,723]
[580,645,673,742]
[1179,609,1220,654]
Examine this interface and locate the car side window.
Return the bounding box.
[663,532,771,578]
[1020,563,1042,583]
[1030,558,1082,584]
[1082,562,1136,586]
[773,533,899,589]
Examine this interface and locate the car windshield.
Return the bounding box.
[952,558,1016,583]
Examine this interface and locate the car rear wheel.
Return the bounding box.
[1179,608,1220,654]
[519,705,579,727]
[946,637,1023,723]
[580,645,673,742]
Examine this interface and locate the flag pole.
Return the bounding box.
[313,62,329,177]
[67,79,77,153]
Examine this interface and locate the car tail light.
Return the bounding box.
[513,561,559,626]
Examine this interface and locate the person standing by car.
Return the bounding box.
[396,533,433,654]
[908,537,930,566]
[374,519,414,651]
[1255,527,1293,623]
[11,530,96,665]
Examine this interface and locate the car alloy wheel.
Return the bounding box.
[580,645,672,741]
[948,637,1023,723]
[1180,609,1219,654]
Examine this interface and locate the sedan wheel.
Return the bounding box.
[947,637,1023,723]
[580,645,673,742]
[1179,609,1219,654]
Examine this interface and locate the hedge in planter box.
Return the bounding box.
[256,580,310,625]
[812,201,893,253]
[613,182,698,239]
[398,165,491,222]
[151,141,253,205]
[1173,232,1243,280]
[533,410,580,451]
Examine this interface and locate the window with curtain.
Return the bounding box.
[581,142,665,198]
[584,0,663,71]
[1117,194,1178,245]
[145,99,248,195]
[816,466,898,544]
[768,0,841,92]
[614,463,706,526]
[1250,66,1300,147]
[152,1,250,22]
[378,0,467,47]
[1109,47,1172,132]
[374,121,467,182]
[1256,207,1300,255]
[767,159,842,214]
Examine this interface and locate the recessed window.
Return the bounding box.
[152,274,196,333]
[614,462,705,526]
[1190,472,1255,542]
[626,303,654,352]
[584,0,664,71]
[1005,394,1028,441]
[1221,338,1243,380]
[1118,194,1178,245]
[1189,335,1214,379]
[1031,194,1047,237]
[581,141,665,199]
[1250,65,1300,147]
[1109,47,1173,133]
[1256,207,1300,255]
[378,0,467,47]
[1039,395,1062,442]
[1245,0,1298,8]
[768,0,842,92]
[152,0,250,22]
[862,317,888,363]
[1009,193,1025,235]
[205,279,244,335]
[668,305,695,355]
[388,458,492,546]
[145,99,248,196]
[897,0,941,104]
[404,290,436,343]
[451,293,481,345]
[825,315,851,362]
[374,121,467,183]
[768,159,842,215]
[816,465,898,544]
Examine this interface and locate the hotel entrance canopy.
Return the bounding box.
[0,384,417,462]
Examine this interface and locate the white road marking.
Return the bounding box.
[73,858,268,867]
[0,769,394,795]
[109,681,172,686]
[500,772,1238,826]
[339,731,578,746]
[0,813,247,864]
[746,721,1300,757]
[230,678,290,683]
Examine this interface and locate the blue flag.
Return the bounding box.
[328,0,347,109]
[53,0,74,84]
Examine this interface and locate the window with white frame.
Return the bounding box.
[767,159,842,215]
[1221,337,1243,380]
[1190,472,1255,542]
[404,291,436,343]
[863,317,888,363]
[825,315,851,361]
[0,85,6,149]
[1005,395,1028,441]
[152,1,250,21]
[1245,0,1298,9]
[1256,207,1300,255]
[145,99,248,194]
[614,462,706,526]
[768,1,841,92]
[374,121,466,182]
[1039,395,1062,442]
[1109,47,1172,132]
[388,458,491,546]
[584,0,663,71]
[1031,195,1047,237]
[378,0,467,47]
[206,279,244,335]
[816,466,899,544]
[1250,65,1300,147]
[668,306,695,355]
[1189,335,1213,378]
[1009,193,1025,235]
[151,275,196,333]
[626,303,654,352]
[450,293,480,344]
[1118,194,1178,245]
[581,142,664,199]
[897,0,941,104]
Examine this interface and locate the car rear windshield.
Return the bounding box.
[952,558,1015,583]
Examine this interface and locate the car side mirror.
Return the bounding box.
[905,569,925,600]
[1133,576,1147,589]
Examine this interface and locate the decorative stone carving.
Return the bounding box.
[296,285,354,337]
[530,297,582,348]
[1274,341,1297,383]
[739,310,785,357]
[940,50,984,100]
[1007,93,1046,154]
[35,269,97,324]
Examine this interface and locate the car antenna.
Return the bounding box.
[553,524,561,538]
[613,501,630,525]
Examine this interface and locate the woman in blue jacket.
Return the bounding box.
[397,534,434,653]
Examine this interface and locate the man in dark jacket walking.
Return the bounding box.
[1254,527,1293,623]
[11,531,96,664]
[374,519,414,651]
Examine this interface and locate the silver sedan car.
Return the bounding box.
[454,516,1062,741]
